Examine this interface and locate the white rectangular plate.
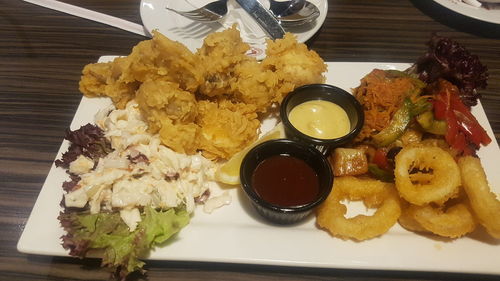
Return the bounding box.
[17,59,500,275]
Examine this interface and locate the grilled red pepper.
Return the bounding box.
[431,79,491,155]
[372,148,390,170]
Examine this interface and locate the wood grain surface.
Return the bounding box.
[1,0,500,280]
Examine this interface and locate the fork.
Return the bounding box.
[166,0,228,22]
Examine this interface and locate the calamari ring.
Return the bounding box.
[458,156,500,238]
[398,202,428,233]
[394,146,460,206]
[410,203,476,238]
[316,176,401,241]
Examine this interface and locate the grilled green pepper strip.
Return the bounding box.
[411,98,432,116]
[371,97,432,147]
[372,98,412,147]
[416,111,447,135]
[368,164,394,182]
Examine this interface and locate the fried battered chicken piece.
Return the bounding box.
[262,33,327,103]
[196,100,260,159]
[79,31,204,109]
[122,31,204,92]
[135,79,200,155]
[159,119,200,155]
[232,59,280,112]
[197,26,294,113]
[80,27,329,160]
[196,25,252,97]
[79,59,140,109]
[135,79,198,133]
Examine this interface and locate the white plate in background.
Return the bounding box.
[433,0,500,24]
[140,0,328,57]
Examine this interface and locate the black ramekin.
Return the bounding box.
[280,84,364,155]
[240,139,333,224]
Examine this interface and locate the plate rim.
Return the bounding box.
[433,0,500,24]
[139,0,328,52]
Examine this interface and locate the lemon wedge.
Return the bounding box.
[215,122,285,185]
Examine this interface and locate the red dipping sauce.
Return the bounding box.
[251,155,320,207]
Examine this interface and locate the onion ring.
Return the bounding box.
[412,203,476,238]
[316,176,401,241]
[458,156,500,238]
[398,202,428,233]
[394,146,460,206]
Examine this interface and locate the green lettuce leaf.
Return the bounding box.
[59,207,190,279]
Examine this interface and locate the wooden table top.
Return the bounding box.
[1,0,500,280]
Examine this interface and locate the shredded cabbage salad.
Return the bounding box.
[57,101,231,279]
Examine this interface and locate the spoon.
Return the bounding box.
[269,0,306,17]
[275,1,320,27]
[167,0,319,27]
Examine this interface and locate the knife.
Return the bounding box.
[22,0,147,37]
[235,0,285,40]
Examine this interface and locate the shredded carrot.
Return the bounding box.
[353,69,422,142]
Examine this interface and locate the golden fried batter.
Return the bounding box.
[196,25,252,98]
[195,27,326,113]
[159,119,200,155]
[79,59,140,109]
[262,33,327,103]
[79,27,328,159]
[122,31,204,92]
[196,100,260,159]
[231,59,279,112]
[135,79,198,133]
[79,30,204,109]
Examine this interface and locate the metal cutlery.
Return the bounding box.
[269,0,305,17]
[276,1,320,27]
[235,0,285,39]
[166,0,319,28]
[166,0,228,22]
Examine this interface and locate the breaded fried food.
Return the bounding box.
[196,25,252,97]
[394,146,461,206]
[317,176,401,241]
[196,26,279,112]
[399,197,477,239]
[135,79,200,155]
[123,30,204,92]
[159,119,200,155]
[232,59,279,112]
[196,100,260,159]
[79,59,140,109]
[398,201,429,233]
[262,33,327,103]
[458,156,500,238]
[135,79,198,133]
[79,31,204,109]
[196,26,278,112]
[79,27,328,159]
[196,27,326,113]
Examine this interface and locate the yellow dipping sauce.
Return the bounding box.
[288,100,350,139]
